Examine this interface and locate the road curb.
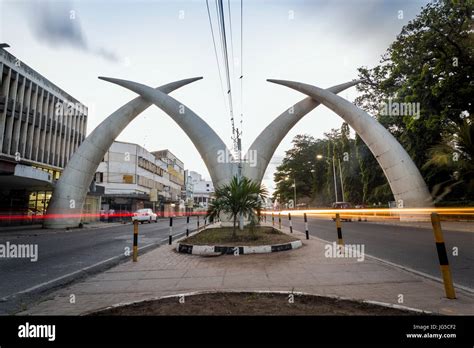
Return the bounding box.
[84,289,431,316]
[176,240,302,256]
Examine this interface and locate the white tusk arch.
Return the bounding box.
[267,79,433,208]
[44,77,202,229]
[98,77,236,189]
[243,80,361,184]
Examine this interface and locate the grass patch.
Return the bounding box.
[181,226,299,246]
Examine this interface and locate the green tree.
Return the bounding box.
[274,128,368,207]
[355,0,473,204]
[423,119,474,201]
[274,135,312,202]
[207,176,268,239]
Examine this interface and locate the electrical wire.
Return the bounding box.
[205,0,228,114]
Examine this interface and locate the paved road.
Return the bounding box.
[1,215,472,314]
[0,217,199,314]
[275,215,473,289]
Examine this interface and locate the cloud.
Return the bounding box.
[24,0,119,62]
[93,47,120,62]
[297,0,430,47]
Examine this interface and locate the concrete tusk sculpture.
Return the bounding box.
[244,79,361,184]
[45,76,358,228]
[98,77,238,189]
[267,79,433,209]
[99,77,359,186]
[44,77,202,229]
[94,77,360,228]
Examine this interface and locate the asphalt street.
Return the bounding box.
[0,215,472,314]
[0,217,198,314]
[276,215,473,289]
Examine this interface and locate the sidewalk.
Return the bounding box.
[20,225,474,315]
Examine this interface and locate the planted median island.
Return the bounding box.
[182,225,297,246]
[177,176,301,255]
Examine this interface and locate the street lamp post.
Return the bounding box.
[332,156,339,202]
[285,176,297,209]
[317,154,340,203]
[338,158,345,202]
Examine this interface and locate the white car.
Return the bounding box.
[132,208,158,223]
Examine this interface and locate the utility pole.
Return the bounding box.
[237,130,244,230]
[338,158,345,202]
[332,156,338,202]
[293,177,297,209]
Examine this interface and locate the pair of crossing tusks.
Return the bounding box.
[44,76,431,228]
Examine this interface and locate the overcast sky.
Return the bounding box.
[0,0,429,192]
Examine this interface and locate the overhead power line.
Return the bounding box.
[239,0,243,139]
[216,0,236,149]
[205,0,228,114]
[206,0,244,159]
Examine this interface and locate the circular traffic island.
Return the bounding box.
[90,292,424,316]
[177,226,302,256]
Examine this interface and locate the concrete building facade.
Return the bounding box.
[189,170,214,210]
[183,169,194,211]
[151,149,185,202]
[96,141,185,215]
[0,48,89,225]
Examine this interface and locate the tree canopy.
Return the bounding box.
[274,0,473,207]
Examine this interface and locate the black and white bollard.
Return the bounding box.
[304,213,309,240]
[335,213,343,246]
[133,220,139,262]
[288,213,293,233]
[169,216,173,245]
[186,215,190,237]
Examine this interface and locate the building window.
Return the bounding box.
[95,172,103,183]
[28,191,52,216]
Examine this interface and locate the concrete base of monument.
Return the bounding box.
[217,212,252,228]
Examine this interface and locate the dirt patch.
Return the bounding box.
[181,226,299,247]
[91,292,421,316]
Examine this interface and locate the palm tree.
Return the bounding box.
[423,119,474,201]
[207,176,268,239]
[424,119,473,171]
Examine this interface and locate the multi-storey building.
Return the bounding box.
[151,149,185,206]
[0,47,88,225]
[189,171,214,210]
[183,169,194,212]
[96,141,184,215]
